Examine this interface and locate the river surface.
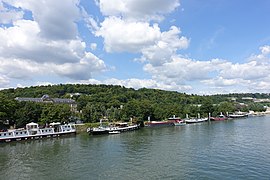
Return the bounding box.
[1,115,270,180]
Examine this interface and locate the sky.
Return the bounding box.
[0,0,270,95]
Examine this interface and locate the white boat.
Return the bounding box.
[0,122,76,143]
[228,112,249,118]
[228,114,248,118]
[185,118,208,124]
[89,122,140,135]
[184,113,208,124]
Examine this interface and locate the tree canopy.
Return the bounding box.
[0,84,268,127]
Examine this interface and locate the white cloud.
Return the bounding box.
[143,57,216,85]
[0,75,10,88]
[0,20,84,64]
[141,26,189,66]
[50,52,106,80]
[0,54,106,81]
[96,17,189,66]
[141,48,270,94]
[260,45,270,55]
[199,46,270,93]
[96,17,161,53]
[202,77,249,87]
[0,58,42,80]
[94,0,189,68]
[6,0,80,40]
[219,61,270,80]
[97,0,180,21]
[0,1,23,24]
[0,0,107,85]
[249,45,270,65]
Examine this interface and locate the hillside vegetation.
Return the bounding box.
[0,84,268,128]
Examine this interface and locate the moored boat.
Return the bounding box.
[228,113,248,118]
[145,115,184,127]
[184,113,208,124]
[168,116,185,126]
[185,118,208,124]
[210,114,228,121]
[0,122,76,143]
[88,122,140,135]
[144,121,174,127]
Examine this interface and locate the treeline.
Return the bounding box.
[0,84,268,128]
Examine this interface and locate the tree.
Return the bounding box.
[40,104,71,124]
[14,102,42,128]
[216,102,235,115]
[200,99,214,115]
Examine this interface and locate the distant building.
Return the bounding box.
[15,94,77,112]
[69,93,81,98]
[242,97,254,100]
[253,98,270,103]
[228,97,237,102]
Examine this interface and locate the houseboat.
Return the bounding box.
[0,122,76,143]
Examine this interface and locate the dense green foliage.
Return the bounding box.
[0,84,268,128]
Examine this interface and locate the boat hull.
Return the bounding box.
[144,121,174,127]
[0,131,76,143]
[210,117,228,121]
[174,122,186,126]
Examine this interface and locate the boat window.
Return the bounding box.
[16,132,18,135]
[0,134,1,136]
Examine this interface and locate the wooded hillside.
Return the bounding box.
[0,84,268,128]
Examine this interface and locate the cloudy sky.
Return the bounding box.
[0,0,270,94]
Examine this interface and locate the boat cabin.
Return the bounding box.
[26,122,40,135]
[115,122,128,128]
[26,122,39,130]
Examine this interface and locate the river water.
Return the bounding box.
[1,116,270,180]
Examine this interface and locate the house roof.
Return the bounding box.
[15,95,76,104]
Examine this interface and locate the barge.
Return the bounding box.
[0,122,76,143]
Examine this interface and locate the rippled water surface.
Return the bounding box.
[1,116,270,180]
